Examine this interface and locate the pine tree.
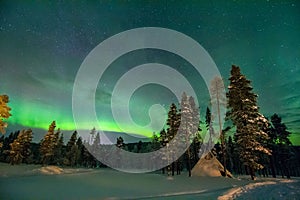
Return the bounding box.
[189,96,199,140]
[76,137,84,166]
[151,133,160,151]
[188,96,200,168]
[9,129,33,165]
[227,65,271,180]
[82,140,96,168]
[40,121,58,165]
[116,136,124,148]
[159,129,168,174]
[0,131,19,162]
[0,94,11,135]
[65,131,78,167]
[226,136,234,172]
[89,127,96,145]
[91,132,101,167]
[202,107,217,158]
[271,114,292,145]
[166,103,181,176]
[115,136,124,168]
[54,133,64,165]
[210,76,228,176]
[205,107,215,149]
[179,92,198,177]
[270,113,292,178]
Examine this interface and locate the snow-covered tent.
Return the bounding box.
[191,153,233,178]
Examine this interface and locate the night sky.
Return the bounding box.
[0,1,299,144]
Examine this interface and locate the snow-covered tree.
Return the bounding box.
[89,127,96,145]
[159,129,168,174]
[166,103,181,176]
[0,131,19,162]
[210,76,228,176]
[0,94,11,135]
[179,92,199,177]
[9,129,33,165]
[0,94,12,148]
[40,121,59,165]
[91,132,102,167]
[227,65,271,180]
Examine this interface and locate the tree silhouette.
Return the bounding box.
[271,113,292,178]
[65,131,78,167]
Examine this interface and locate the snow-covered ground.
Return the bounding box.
[0,163,299,200]
[219,178,300,200]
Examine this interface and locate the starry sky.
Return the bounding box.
[0,1,299,144]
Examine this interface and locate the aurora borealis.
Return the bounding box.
[0,1,299,144]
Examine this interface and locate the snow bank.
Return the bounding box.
[0,163,94,177]
[39,166,63,175]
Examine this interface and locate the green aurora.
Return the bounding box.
[0,1,299,144]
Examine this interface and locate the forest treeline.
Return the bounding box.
[0,112,299,179]
[0,65,299,180]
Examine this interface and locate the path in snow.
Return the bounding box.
[219,178,300,200]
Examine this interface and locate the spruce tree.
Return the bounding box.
[151,133,160,151]
[271,113,292,178]
[40,121,58,165]
[226,136,234,172]
[205,107,215,149]
[159,129,168,174]
[166,103,181,176]
[92,132,101,167]
[82,140,96,168]
[180,92,191,176]
[9,129,33,165]
[76,137,84,166]
[0,131,19,162]
[179,92,198,177]
[188,96,200,168]
[65,131,78,167]
[0,94,11,152]
[116,136,124,168]
[150,133,161,171]
[0,94,11,135]
[89,127,96,145]
[227,65,271,180]
[54,133,64,165]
